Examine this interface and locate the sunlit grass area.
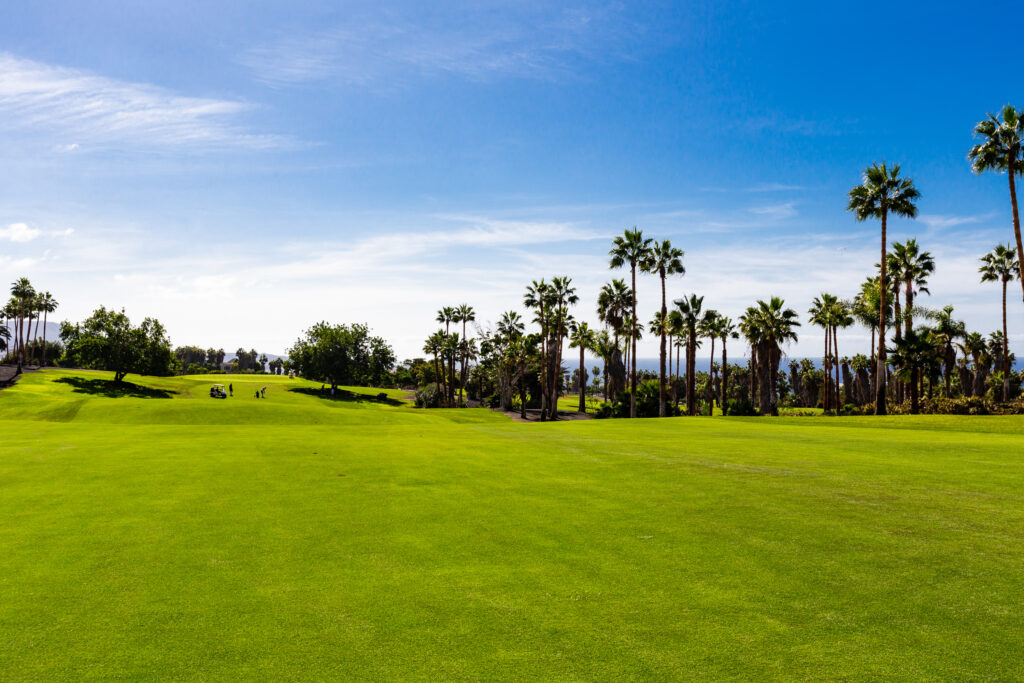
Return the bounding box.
[2,369,1023,680]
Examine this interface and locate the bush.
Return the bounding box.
[724,398,756,416]
[415,382,441,408]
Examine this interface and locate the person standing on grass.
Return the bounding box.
[229,383,233,397]
[261,387,266,398]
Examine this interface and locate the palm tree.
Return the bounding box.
[717,316,739,415]
[609,228,653,418]
[523,280,552,420]
[37,292,57,367]
[699,310,721,412]
[979,244,1019,399]
[591,329,616,401]
[672,294,704,416]
[808,294,840,411]
[888,329,935,414]
[423,331,446,407]
[748,297,800,416]
[927,305,965,397]
[455,304,476,407]
[10,278,35,369]
[969,105,1024,297]
[891,239,935,338]
[847,162,921,415]
[641,239,685,417]
[548,277,578,419]
[569,321,596,413]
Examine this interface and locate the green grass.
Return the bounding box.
[2,369,1024,680]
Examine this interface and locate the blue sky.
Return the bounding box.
[1,0,1022,359]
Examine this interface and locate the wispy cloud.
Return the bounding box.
[747,182,805,193]
[239,6,642,87]
[0,222,41,242]
[748,202,798,221]
[917,213,992,230]
[0,53,290,151]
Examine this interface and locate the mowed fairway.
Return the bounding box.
[2,370,1024,680]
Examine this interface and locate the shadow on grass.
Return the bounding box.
[55,376,177,399]
[288,387,405,406]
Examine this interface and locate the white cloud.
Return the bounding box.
[238,7,640,87]
[748,202,798,221]
[917,213,991,230]
[0,222,41,242]
[0,53,289,150]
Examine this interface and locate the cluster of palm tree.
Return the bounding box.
[420,106,1023,418]
[422,304,477,407]
[3,278,58,369]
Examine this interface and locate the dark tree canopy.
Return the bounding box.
[287,322,395,388]
[60,307,176,382]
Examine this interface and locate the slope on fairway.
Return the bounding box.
[2,369,1024,680]
[0,369,503,426]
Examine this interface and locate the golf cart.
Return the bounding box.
[210,384,227,399]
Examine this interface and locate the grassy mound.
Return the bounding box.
[2,369,1023,679]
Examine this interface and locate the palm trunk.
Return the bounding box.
[630,265,638,418]
[708,337,716,414]
[674,342,681,407]
[1003,279,1011,400]
[876,210,889,415]
[40,309,48,368]
[910,366,920,414]
[658,271,667,417]
[1009,159,1024,300]
[578,345,586,413]
[721,338,729,416]
[892,283,903,405]
[823,329,831,411]
[687,333,696,416]
[833,326,841,412]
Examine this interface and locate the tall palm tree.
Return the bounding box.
[748,297,800,416]
[641,239,685,417]
[609,228,653,418]
[979,244,1019,399]
[423,331,446,407]
[37,292,57,367]
[569,321,597,413]
[927,305,965,397]
[699,310,721,412]
[455,304,476,407]
[672,294,704,416]
[524,280,552,420]
[891,239,935,338]
[808,294,839,411]
[717,316,739,415]
[10,278,35,369]
[969,105,1024,297]
[847,162,921,415]
[548,277,578,419]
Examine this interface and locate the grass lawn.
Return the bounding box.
[2,369,1024,680]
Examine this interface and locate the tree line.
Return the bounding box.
[418,105,1024,418]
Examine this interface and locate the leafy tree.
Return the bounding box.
[289,322,395,389]
[980,244,1019,399]
[847,162,920,414]
[969,105,1024,297]
[60,307,176,382]
[609,227,653,418]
